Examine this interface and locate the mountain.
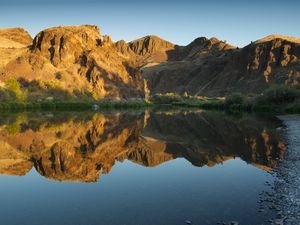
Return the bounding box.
[0,28,32,47]
[0,25,144,100]
[0,28,33,75]
[0,25,300,99]
[116,34,300,97]
[115,35,178,68]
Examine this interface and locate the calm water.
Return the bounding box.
[0,110,285,225]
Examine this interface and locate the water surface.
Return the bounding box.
[0,110,285,225]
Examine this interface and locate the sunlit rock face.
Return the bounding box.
[0,111,285,182]
[1,25,144,100]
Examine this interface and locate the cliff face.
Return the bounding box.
[0,111,285,182]
[230,36,300,84]
[116,34,300,97]
[1,25,300,98]
[1,25,144,100]
[32,25,103,67]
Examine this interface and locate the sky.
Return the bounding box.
[0,0,299,47]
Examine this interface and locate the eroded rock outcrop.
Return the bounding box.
[117,34,300,97]
[230,36,300,83]
[1,25,300,98]
[116,35,177,66]
[1,25,144,100]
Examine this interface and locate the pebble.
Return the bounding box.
[274,218,283,225]
[229,221,239,225]
[269,116,300,224]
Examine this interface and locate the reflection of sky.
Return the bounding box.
[0,158,273,225]
[0,0,299,47]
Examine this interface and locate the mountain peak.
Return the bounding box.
[128,35,175,56]
[0,27,32,47]
[42,25,100,34]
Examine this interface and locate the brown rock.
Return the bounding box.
[1,25,144,100]
[139,35,300,96]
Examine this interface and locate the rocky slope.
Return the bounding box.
[1,25,300,98]
[0,28,32,47]
[0,28,32,74]
[116,34,300,97]
[116,35,177,66]
[0,25,144,100]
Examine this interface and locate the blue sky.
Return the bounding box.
[0,0,299,47]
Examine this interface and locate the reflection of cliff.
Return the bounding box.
[0,111,285,182]
[0,112,144,182]
[141,112,285,169]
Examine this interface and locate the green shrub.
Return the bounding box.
[5,78,28,101]
[224,92,245,107]
[261,86,299,104]
[286,104,300,114]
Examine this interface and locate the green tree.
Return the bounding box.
[5,78,27,101]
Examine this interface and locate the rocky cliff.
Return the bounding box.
[1,25,144,100]
[116,34,300,97]
[116,35,176,66]
[1,25,300,98]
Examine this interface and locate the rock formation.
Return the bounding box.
[1,25,300,98]
[0,28,32,74]
[0,28,32,47]
[116,34,300,97]
[1,25,144,100]
[116,35,176,66]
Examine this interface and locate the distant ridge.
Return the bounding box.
[254,34,300,44]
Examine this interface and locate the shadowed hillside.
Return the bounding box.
[116,35,300,97]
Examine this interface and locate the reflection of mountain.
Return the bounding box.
[0,111,285,182]
[141,112,285,169]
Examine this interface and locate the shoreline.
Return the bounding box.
[267,115,300,225]
[1,100,300,115]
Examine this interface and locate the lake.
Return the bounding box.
[0,109,285,225]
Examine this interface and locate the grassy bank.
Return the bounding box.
[0,78,152,111]
[0,100,152,112]
[1,77,299,114]
[151,86,300,114]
